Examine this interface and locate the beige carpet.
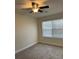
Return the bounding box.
[16,43,63,59]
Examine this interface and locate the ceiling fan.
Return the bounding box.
[22,2,49,13]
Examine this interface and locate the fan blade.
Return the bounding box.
[38,10,43,12]
[39,6,49,9]
[32,2,35,6]
[21,8,33,13]
[32,2,38,8]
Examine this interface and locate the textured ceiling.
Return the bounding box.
[16,0,63,18]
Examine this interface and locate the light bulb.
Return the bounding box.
[32,8,39,13]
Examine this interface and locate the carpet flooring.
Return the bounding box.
[16,43,63,59]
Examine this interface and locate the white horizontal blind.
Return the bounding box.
[42,19,63,38]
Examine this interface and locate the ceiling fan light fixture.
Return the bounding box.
[32,2,39,13]
[32,8,39,13]
[21,2,49,13]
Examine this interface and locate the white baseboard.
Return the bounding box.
[38,41,63,47]
[15,42,37,54]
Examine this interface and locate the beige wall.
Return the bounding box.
[15,14,37,52]
[15,12,63,53]
[37,13,63,47]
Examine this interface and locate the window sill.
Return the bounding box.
[43,37,63,39]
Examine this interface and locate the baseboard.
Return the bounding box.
[15,42,37,54]
[38,41,63,48]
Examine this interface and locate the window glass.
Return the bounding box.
[42,19,63,38]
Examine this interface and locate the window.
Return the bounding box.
[42,19,63,38]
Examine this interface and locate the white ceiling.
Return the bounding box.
[16,0,63,18]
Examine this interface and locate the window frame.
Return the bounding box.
[41,19,63,39]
